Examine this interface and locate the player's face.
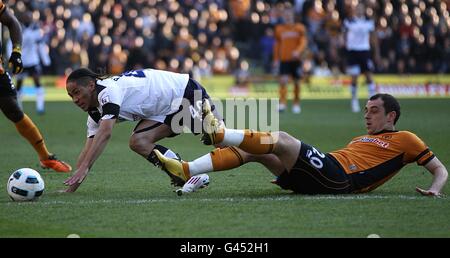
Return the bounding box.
[66,81,96,112]
[364,98,394,135]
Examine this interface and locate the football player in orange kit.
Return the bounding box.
[273,8,307,114]
[156,94,447,196]
[0,2,71,173]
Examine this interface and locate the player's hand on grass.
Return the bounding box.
[63,168,89,192]
[64,182,82,193]
[415,187,442,197]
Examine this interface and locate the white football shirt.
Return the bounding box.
[86,69,189,137]
[21,23,49,67]
[343,17,375,51]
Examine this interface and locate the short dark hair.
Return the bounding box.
[369,93,401,124]
[66,68,106,87]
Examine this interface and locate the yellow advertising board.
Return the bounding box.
[18,74,450,101]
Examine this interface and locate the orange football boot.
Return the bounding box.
[40,154,72,173]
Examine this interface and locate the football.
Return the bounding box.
[7,168,45,202]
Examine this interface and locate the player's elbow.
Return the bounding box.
[432,162,448,185]
[98,127,113,141]
[439,166,448,183]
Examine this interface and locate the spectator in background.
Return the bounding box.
[259,27,275,74]
[441,37,450,73]
[343,3,380,113]
[230,59,250,97]
[229,0,251,42]
[125,37,148,71]
[273,7,307,114]
[15,11,51,115]
[7,0,450,76]
[108,43,127,74]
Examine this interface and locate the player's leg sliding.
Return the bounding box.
[202,99,276,155]
[153,147,245,182]
[153,149,190,183]
[15,114,72,173]
[147,145,186,187]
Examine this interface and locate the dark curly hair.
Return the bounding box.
[66,68,109,87]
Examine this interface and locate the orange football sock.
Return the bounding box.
[15,114,50,160]
[238,130,275,154]
[279,85,287,105]
[210,147,244,171]
[214,128,225,144]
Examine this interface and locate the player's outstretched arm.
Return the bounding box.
[416,157,448,197]
[64,119,116,192]
[62,137,93,192]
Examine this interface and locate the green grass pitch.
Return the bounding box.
[0,98,449,237]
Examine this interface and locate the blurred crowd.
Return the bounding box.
[5,0,450,77]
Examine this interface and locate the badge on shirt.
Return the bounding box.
[101,94,110,105]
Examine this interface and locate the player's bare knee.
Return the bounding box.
[273,131,300,154]
[273,131,290,145]
[129,134,154,154]
[237,151,254,163]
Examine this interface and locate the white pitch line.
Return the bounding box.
[2,194,441,206]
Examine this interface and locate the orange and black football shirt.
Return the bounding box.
[329,130,435,193]
[273,23,307,62]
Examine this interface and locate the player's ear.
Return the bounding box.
[387,111,397,124]
[87,80,96,92]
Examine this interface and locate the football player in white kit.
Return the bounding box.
[64,68,283,193]
[343,3,380,112]
[14,11,51,114]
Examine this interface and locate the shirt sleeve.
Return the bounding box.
[87,116,99,138]
[101,103,120,120]
[97,84,122,120]
[402,132,435,166]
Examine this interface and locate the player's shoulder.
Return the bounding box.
[396,130,424,142]
[96,78,114,88]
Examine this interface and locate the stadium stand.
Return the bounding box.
[5,0,449,76]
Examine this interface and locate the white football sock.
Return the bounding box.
[162,148,178,159]
[351,84,357,101]
[36,87,45,113]
[368,82,376,97]
[188,153,213,176]
[222,128,245,146]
